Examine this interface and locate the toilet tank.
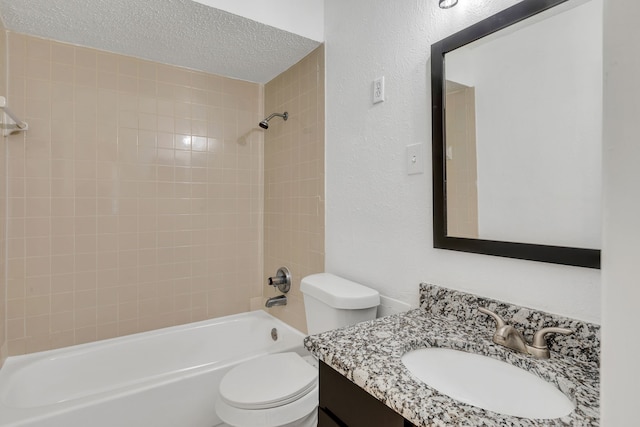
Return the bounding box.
[300,273,380,334]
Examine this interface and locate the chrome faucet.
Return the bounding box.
[268,267,291,293]
[265,295,287,308]
[478,307,572,359]
[265,267,291,308]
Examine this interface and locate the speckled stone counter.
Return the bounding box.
[304,284,600,426]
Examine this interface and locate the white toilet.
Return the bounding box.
[215,273,380,427]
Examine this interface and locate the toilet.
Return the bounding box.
[215,273,380,427]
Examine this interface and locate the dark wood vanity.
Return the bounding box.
[318,361,416,427]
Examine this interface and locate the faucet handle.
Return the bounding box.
[531,327,573,349]
[527,327,572,359]
[478,307,507,329]
[267,267,291,293]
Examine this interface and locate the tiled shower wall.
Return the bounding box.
[0,22,8,364]
[5,33,264,356]
[263,46,325,332]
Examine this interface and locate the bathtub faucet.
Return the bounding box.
[265,295,287,308]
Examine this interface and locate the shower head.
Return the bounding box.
[259,112,288,129]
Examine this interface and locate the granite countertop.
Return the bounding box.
[303,285,600,426]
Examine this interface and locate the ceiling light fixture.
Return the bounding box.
[439,0,458,9]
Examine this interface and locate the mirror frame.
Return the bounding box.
[431,0,600,269]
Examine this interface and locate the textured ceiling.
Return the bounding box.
[0,0,321,83]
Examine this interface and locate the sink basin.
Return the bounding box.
[401,348,574,419]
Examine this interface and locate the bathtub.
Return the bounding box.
[0,310,308,427]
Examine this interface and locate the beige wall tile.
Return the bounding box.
[5,33,264,356]
[2,34,323,359]
[263,46,325,333]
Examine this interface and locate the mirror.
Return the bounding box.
[431,0,601,268]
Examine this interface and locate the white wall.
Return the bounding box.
[601,0,640,422]
[470,0,601,248]
[193,0,324,42]
[324,0,600,323]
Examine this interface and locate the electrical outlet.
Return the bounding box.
[373,77,385,104]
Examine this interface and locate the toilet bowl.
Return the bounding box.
[215,273,379,427]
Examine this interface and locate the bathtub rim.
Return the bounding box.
[2,309,302,366]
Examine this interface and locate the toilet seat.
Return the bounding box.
[219,352,318,410]
[216,352,319,427]
[216,384,318,427]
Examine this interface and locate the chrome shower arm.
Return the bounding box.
[264,112,287,121]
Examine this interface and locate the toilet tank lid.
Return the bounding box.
[300,273,380,309]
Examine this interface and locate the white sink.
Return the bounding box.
[401,347,575,419]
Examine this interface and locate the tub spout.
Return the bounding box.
[265,295,287,308]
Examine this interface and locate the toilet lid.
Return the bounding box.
[219,352,318,410]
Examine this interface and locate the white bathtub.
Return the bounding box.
[0,310,308,427]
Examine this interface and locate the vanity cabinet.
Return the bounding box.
[318,361,416,427]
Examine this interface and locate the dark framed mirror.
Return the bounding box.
[431,0,601,268]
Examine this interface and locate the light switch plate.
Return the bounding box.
[373,77,385,104]
[446,145,454,160]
